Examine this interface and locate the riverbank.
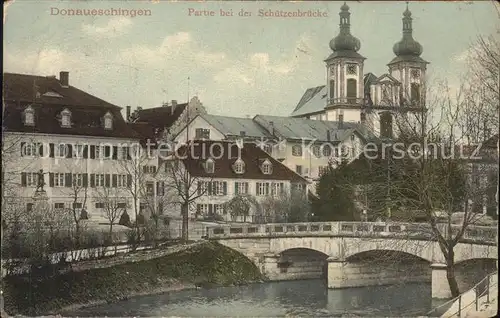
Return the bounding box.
[2,241,265,316]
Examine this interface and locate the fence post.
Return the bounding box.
[458,295,462,317]
[486,275,490,303]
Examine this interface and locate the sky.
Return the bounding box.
[3,0,499,118]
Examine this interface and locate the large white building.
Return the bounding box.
[290,3,428,139]
[2,71,157,222]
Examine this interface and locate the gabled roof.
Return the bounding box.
[199,114,272,139]
[375,73,400,84]
[3,72,119,108]
[132,103,188,129]
[2,72,139,139]
[253,115,376,142]
[290,85,327,117]
[171,140,308,182]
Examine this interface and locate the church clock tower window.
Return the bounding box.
[346,79,357,103]
[411,83,421,104]
[330,80,336,100]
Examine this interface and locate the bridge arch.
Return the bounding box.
[278,248,329,280]
[345,249,432,264]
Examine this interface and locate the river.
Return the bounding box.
[66,280,444,317]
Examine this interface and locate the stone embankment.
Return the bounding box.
[2,241,264,316]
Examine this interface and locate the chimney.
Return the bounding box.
[126,106,131,121]
[59,71,69,87]
[171,100,177,115]
[269,121,275,136]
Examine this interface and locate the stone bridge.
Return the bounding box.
[206,222,498,299]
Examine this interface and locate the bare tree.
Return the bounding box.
[96,186,128,240]
[162,154,211,241]
[224,195,259,223]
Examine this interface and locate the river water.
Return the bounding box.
[67,280,441,317]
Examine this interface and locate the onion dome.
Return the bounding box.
[392,5,423,57]
[329,2,361,53]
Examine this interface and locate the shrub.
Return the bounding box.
[118,211,131,227]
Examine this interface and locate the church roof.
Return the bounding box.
[253,115,377,142]
[290,85,327,117]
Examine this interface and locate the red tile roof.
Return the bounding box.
[133,103,188,129]
[3,72,140,139]
[171,140,308,182]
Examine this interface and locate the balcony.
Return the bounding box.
[327,97,364,106]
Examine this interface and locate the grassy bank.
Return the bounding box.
[2,241,265,316]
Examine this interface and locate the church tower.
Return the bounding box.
[324,3,366,124]
[388,4,429,107]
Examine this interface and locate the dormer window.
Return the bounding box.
[204,158,215,173]
[233,158,245,174]
[24,106,35,126]
[61,108,71,127]
[104,112,113,130]
[261,159,272,175]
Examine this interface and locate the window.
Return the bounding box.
[61,109,71,127]
[95,174,105,187]
[197,204,209,216]
[95,202,105,209]
[312,145,320,158]
[322,144,332,157]
[292,183,305,193]
[94,145,101,159]
[23,143,39,157]
[411,83,421,104]
[195,128,210,139]
[73,202,83,209]
[54,203,65,209]
[338,114,344,123]
[117,175,127,188]
[346,64,357,75]
[350,134,356,141]
[27,203,34,212]
[235,182,249,195]
[143,165,157,174]
[24,106,35,126]
[26,172,38,187]
[346,79,357,103]
[73,174,84,187]
[146,182,154,195]
[74,144,85,158]
[233,159,245,174]
[262,161,272,174]
[296,165,303,175]
[120,146,130,160]
[54,173,65,187]
[117,202,127,209]
[271,182,285,196]
[360,112,366,122]
[256,182,270,196]
[104,112,113,130]
[213,181,227,196]
[205,159,215,173]
[292,145,302,157]
[214,204,224,215]
[329,80,335,100]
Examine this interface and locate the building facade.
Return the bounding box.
[290,3,428,139]
[157,140,309,222]
[2,72,151,222]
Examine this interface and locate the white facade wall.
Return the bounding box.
[2,132,156,221]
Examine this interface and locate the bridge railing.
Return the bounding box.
[425,271,498,317]
[205,222,497,244]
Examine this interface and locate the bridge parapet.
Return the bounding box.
[206,222,497,244]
